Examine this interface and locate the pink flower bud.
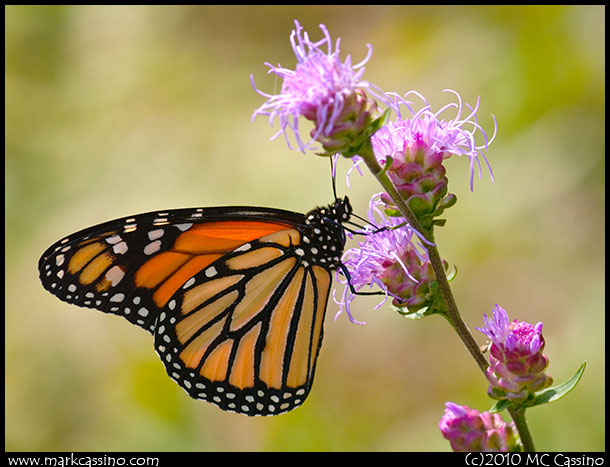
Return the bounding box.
[439,402,520,452]
[477,305,553,403]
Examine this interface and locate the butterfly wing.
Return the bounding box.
[38,207,301,333]
[154,227,333,416]
[38,203,344,416]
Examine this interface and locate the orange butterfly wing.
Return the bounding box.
[155,227,333,415]
[38,200,351,416]
[39,208,295,333]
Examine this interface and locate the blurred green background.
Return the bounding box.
[5,5,604,452]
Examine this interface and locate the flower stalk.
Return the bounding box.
[508,406,535,452]
[357,141,489,373]
[359,142,536,451]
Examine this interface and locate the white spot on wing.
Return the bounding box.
[113,241,128,255]
[205,266,217,278]
[106,235,122,244]
[148,229,164,240]
[175,223,193,232]
[105,266,125,286]
[144,240,162,255]
[110,293,125,302]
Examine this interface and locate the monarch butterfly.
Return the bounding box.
[38,196,354,416]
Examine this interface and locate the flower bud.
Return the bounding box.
[477,305,553,403]
[312,89,381,158]
[439,402,520,452]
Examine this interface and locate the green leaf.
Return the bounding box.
[489,399,512,413]
[379,155,394,176]
[439,193,457,210]
[529,361,587,407]
[407,195,433,217]
[392,305,430,320]
[384,207,402,217]
[370,108,391,132]
[446,264,458,282]
[488,362,587,413]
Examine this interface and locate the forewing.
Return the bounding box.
[38,207,296,333]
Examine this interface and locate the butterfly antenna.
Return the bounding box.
[328,156,388,235]
[345,211,393,236]
[350,212,370,226]
[329,155,339,201]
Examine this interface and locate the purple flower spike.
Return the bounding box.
[333,194,448,323]
[439,402,520,452]
[251,20,385,155]
[358,89,495,202]
[477,305,553,402]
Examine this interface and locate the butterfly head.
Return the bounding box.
[330,196,352,224]
[304,196,352,228]
[300,196,352,270]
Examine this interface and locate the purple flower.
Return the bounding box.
[251,20,385,156]
[333,194,446,324]
[348,90,495,215]
[439,402,520,452]
[477,305,553,402]
[386,90,495,189]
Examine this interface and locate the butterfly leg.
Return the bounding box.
[337,263,385,297]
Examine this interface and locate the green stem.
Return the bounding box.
[358,143,488,373]
[356,141,534,451]
[508,407,536,452]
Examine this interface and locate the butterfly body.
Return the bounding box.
[39,197,352,416]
